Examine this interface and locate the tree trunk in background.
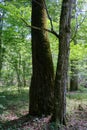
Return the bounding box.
[22,61,26,87]
[70,0,78,91]
[29,0,54,116]
[14,53,22,92]
[70,60,78,91]
[15,64,22,92]
[52,0,73,125]
[0,12,3,77]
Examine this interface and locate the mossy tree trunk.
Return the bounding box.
[29,0,54,116]
[52,0,73,125]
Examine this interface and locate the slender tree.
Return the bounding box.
[70,0,79,91]
[29,0,54,116]
[0,9,4,77]
[70,60,78,91]
[52,0,73,125]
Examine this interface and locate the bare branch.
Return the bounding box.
[21,18,59,38]
[43,0,54,31]
[70,15,86,43]
[32,0,57,36]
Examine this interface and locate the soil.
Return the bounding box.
[1,104,87,130]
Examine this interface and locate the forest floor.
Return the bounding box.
[0,86,87,130]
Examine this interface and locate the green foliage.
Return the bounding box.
[67,92,87,100]
[70,42,84,60]
[47,0,62,22]
[0,0,32,86]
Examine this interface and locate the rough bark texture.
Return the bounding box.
[52,0,73,125]
[70,60,78,91]
[29,0,54,116]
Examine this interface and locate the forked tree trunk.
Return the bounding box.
[52,0,73,125]
[29,0,54,116]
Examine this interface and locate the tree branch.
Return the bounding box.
[21,18,59,38]
[70,15,86,43]
[43,0,54,31]
[32,0,58,37]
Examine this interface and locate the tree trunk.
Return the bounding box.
[52,0,73,125]
[14,54,22,92]
[29,0,54,116]
[0,12,3,77]
[15,65,22,92]
[70,0,79,91]
[22,61,26,87]
[70,60,78,91]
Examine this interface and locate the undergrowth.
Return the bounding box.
[0,86,87,130]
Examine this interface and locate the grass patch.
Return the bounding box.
[67,92,87,100]
[66,87,87,114]
[0,86,29,123]
[0,86,87,129]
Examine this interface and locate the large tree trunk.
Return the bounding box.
[29,0,54,116]
[52,0,73,125]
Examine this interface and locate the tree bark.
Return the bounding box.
[52,0,73,125]
[29,0,54,116]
